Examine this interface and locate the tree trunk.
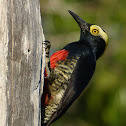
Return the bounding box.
[0,0,45,126]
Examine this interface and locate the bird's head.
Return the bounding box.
[68,10,108,59]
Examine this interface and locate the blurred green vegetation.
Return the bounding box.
[40,0,126,126]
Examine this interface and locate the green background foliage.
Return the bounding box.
[40,0,126,126]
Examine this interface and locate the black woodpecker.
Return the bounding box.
[42,10,108,126]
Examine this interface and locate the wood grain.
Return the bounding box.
[0,0,45,125]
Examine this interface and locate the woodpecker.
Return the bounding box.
[42,10,108,126]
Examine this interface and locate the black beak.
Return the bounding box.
[68,10,88,32]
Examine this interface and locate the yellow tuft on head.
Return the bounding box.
[90,25,108,47]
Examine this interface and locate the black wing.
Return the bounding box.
[46,49,96,125]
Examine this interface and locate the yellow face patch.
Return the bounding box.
[90,25,108,47]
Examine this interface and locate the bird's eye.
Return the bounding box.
[92,29,99,35]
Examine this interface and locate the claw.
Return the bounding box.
[43,40,51,77]
[43,40,51,49]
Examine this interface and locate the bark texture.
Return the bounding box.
[0,0,45,126]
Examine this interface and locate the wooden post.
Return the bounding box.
[0,0,45,126]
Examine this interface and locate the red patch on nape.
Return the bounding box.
[50,49,69,69]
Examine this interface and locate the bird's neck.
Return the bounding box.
[79,39,105,60]
[80,31,106,60]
